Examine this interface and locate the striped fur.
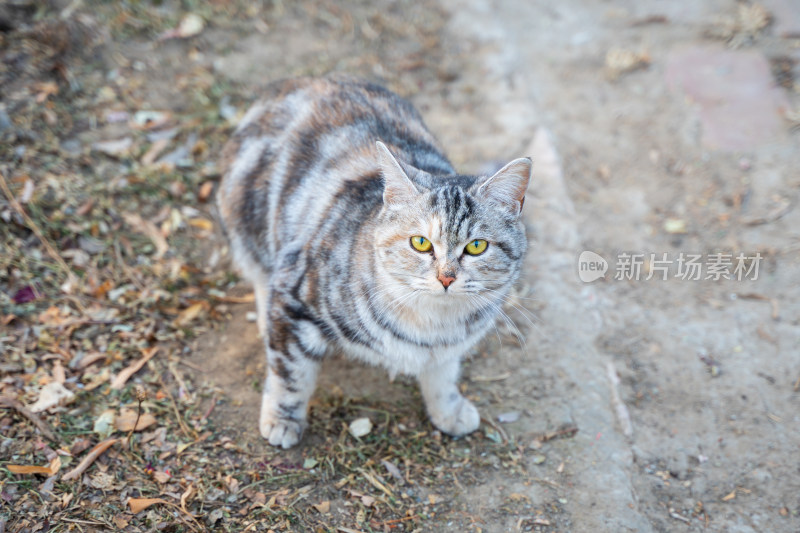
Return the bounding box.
[217,76,531,448]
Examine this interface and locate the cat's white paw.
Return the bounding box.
[259,412,306,449]
[430,396,480,437]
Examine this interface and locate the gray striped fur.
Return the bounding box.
[217,76,531,448]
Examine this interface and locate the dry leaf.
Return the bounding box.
[28,382,75,413]
[142,138,171,166]
[52,360,66,384]
[7,457,61,476]
[131,110,171,131]
[722,490,736,502]
[313,501,331,514]
[92,138,133,157]
[153,470,171,483]
[110,347,159,390]
[122,212,169,259]
[158,13,205,40]
[181,483,195,514]
[90,471,116,490]
[174,302,205,327]
[115,408,157,432]
[128,497,168,514]
[187,218,213,231]
[197,181,214,202]
[605,47,650,79]
[381,459,404,483]
[34,81,58,103]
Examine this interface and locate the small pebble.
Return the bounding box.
[349,417,372,438]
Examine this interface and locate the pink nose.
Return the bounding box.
[438,273,456,288]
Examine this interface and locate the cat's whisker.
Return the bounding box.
[478,287,542,333]
[472,293,527,349]
[467,294,503,349]
[468,282,540,301]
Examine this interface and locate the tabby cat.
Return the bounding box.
[217,76,531,448]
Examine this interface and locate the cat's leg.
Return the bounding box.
[259,317,322,448]
[254,280,268,339]
[418,356,480,436]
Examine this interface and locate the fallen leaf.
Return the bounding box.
[381,459,404,483]
[7,457,61,476]
[605,46,650,79]
[187,217,214,231]
[12,285,38,304]
[110,347,159,390]
[92,138,133,157]
[313,501,331,514]
[122,212,169,259]
[141,138,172,166]
[470,372,511,383]
[93,409,116,439]
[128,497,168,514]
[34,81,58,103]
[52,360,66,384]
[197,181,214,202]
[722,490,736,502]
[159,13,205,40]
[181,483,196,514]
[115,408,157,432]
[131,110,171,131]
[28,382,75,413]
[90,471,116,490]
[174,302,206,327]
[153,470,171,483]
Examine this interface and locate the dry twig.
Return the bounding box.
[0,170,77,287]
[0,396,59,442]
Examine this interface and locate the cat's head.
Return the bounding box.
[373,141,531,305]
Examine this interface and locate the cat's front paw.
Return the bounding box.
[259,412,306,449]
[429,396,480,437]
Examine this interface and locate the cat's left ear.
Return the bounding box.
[376,141,419,205]
[475,157,533,216]
[473,158,532,217]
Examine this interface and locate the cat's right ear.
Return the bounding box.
[376,141,419,205]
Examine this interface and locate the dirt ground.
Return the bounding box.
[2,0,799,531]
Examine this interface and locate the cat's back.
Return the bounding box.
[217,76,452,273]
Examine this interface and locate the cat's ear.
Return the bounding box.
[376,141,419,205]
[474,158,532,217]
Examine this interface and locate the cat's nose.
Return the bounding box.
[437,272,456,288]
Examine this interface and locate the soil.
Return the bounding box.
[3,0,798,531]
[197,0,800,530]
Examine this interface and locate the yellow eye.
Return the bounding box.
[464,239,488,255]
[410,236,432,252]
